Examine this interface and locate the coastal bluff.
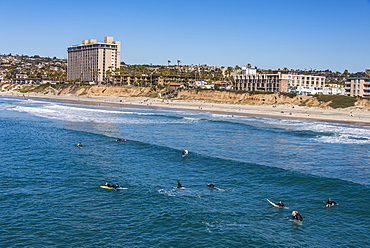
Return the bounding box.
[2,83,370,109]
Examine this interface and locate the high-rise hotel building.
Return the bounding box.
[67,36,121,83]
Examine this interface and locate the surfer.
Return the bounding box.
[177,180,183,188]
[207,182,215,188]
[116,138,126,142]
[325,198,338,207]
[113,183,122,189]
[77,142,82,147]
[291,210,303,221]
[182,149,188,157]
[105,183,114,187]
[276,201,285,208]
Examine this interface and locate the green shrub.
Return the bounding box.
[281,92,297,98]
[315,95,357,108]
[249,91,275,95]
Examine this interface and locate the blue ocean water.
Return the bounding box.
[0,96,369,247]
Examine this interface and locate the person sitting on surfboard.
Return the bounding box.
[177,181,182,188]
[326,198,338,207]
[207,183,215,188]
[276,201,285,207]
[291,210,303,221]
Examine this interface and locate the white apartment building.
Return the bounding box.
[345,78,370,97]
[287,74,326,88]
[67,36,121,83]
[233,67,326,93]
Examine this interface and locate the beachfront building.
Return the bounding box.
[345,78,370,97]
[233,67,326,93]
[288,86,345,95]
[233,68,288,92]
[67,36,121,83]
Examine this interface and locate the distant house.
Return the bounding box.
[212,81,233,90]
[194,80,213,89]
[168,82,186,88]
[11,78,42,84]
[289,86,345,95]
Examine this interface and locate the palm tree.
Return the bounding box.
[226,66,234,81]
[167,60,171,66]
[106,66,114,85]
[177,60,181,66]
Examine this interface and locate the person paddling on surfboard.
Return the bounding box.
[113,183,122,189]
[276,201,285,207]
[292,210,303,221]
[325,198,338,207]
[105,183,114,187]
[207,182,215,188]
[177,180,183,188]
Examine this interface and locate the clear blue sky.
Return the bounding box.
[1,0,369,72]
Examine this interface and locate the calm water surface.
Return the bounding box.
[0,96,369,247]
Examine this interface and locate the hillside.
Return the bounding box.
[2,83,370,109]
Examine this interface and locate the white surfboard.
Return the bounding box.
[267,199,279,207]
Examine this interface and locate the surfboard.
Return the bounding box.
[173,186,187,189]
[100,186,128,190]
[267,199,279,207]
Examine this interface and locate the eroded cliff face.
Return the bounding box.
[355,99,370,108]
[56,85,153,97]
[176,90,328,106]
[2,83,369,109]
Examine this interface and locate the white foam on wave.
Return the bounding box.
[251,117,370,144]
[183,117,204,122]
[11,101,202,125]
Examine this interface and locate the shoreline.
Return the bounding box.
[2,91,370,125]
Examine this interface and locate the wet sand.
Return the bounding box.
[2,91,370,125]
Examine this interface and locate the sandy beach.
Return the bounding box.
[2,91,370,125]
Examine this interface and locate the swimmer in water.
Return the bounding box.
[291,210,303,221]
[182,150,188,157]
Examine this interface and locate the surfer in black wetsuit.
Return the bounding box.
[292,211,303,221]
[207,183,215,188]
[182,150,188,157]
[177,180,182,188]
[77,142,82,147]
[326,198,338,207]
[105,183,114,187]
[113,183,121,189]
[276,201,285,207]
